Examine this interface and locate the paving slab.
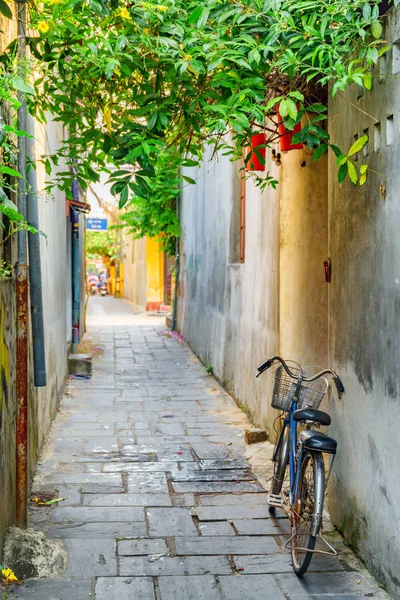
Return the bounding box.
[119,555,232,576]
[14,300,389,600]
[233,518,291,535]
[47,521,147,538]
[3,579,92,599]
[64,539,117,576]
[173,481,264,493]
[192,505,271,520]
[175,536,281,555]
[47,506,145,522]
[84,493,173,507]
[95,577,156,600]
[232,554,347,574]
[199,521,235,536]
[127,472,169,493]
[118,538,169,556]
[219,574,286,600]
[275,572,389,598]
[147,507,198,536]
[158,575,223,600]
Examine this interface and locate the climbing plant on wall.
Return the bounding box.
[0,32,36,275]
[19,0,399,250]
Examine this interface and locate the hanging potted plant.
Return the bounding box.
[277,113,303,152]
[245,132,267,171]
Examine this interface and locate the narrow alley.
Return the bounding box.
[4,297,388,599]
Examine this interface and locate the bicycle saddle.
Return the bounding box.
[293,408,331,426]
[300,430,337,454]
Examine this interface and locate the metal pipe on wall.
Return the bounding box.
[171,194,180,332]
[16,0,29,529]
[27,113,47,387]
[71,208,81,351]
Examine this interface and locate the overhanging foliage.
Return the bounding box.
[6,0,397,250]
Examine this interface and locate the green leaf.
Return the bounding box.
[360,164,368,175]
[378,45,391,58]
[0,0,12,19]
[279,99,288,118]
[44,497,66,505]
[286,98,298,120]
[338,162,348,183]
[182,175,196,184]
[188,6,202,24]
[363,3,372,21]
[329,144,342,158]
[313,143,328,161]
[347,135,368,157]
[337,154,348,166]
[359,165,369,186]
[370,21,383,40]
[265,96,283,113]
[288,91,304,102]
[307,103,327,113]
[10,75,35,95]
[0,165,22,178]
[347,160,358,185]
[363,72,372,91]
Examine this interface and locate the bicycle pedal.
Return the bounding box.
[267,493,284,507]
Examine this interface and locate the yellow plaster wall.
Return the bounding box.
[279,149,329,368]
[145,237,164,304]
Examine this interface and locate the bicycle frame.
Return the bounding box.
[277,397,304,506]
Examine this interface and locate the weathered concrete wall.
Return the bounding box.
[178,144,329,432]
[327,7,400,596]
[178,150,280,429]
[30,119,69,465]
[0,107,71,553]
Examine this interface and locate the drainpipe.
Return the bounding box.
[171,194,180,332]
[27,113,46,387]
[16,0,29,529]
[71,177,81,350]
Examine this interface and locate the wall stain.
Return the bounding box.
[0,300,10,432]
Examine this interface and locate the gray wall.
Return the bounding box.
[177,11,400,589]
[178,151,280,428]
[327,7,400,596]
[178,145,328,432]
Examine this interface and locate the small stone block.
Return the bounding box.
[245,429,269,444]
[68,353,92,377]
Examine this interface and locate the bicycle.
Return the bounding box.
[257,356,345,576]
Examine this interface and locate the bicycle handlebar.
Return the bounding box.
[257,355,345,398]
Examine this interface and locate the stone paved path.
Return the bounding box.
[7,298,390,599]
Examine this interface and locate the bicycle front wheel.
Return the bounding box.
[291,450,325,576]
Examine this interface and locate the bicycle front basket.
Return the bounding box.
[271,366,329,412]
[271,365,301,412]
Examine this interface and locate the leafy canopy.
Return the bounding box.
[23,0,397,250]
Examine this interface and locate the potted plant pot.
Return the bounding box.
[245,132,266,171]
[277,114,303,152]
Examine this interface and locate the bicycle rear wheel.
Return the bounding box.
[291,450,325,576]
[269,424,289,514]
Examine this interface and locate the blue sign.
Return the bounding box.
[87,218,108,231]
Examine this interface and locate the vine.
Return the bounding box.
[0,23,37,277]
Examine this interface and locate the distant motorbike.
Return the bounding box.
[90,284,97,296]
[99,283,107,296]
